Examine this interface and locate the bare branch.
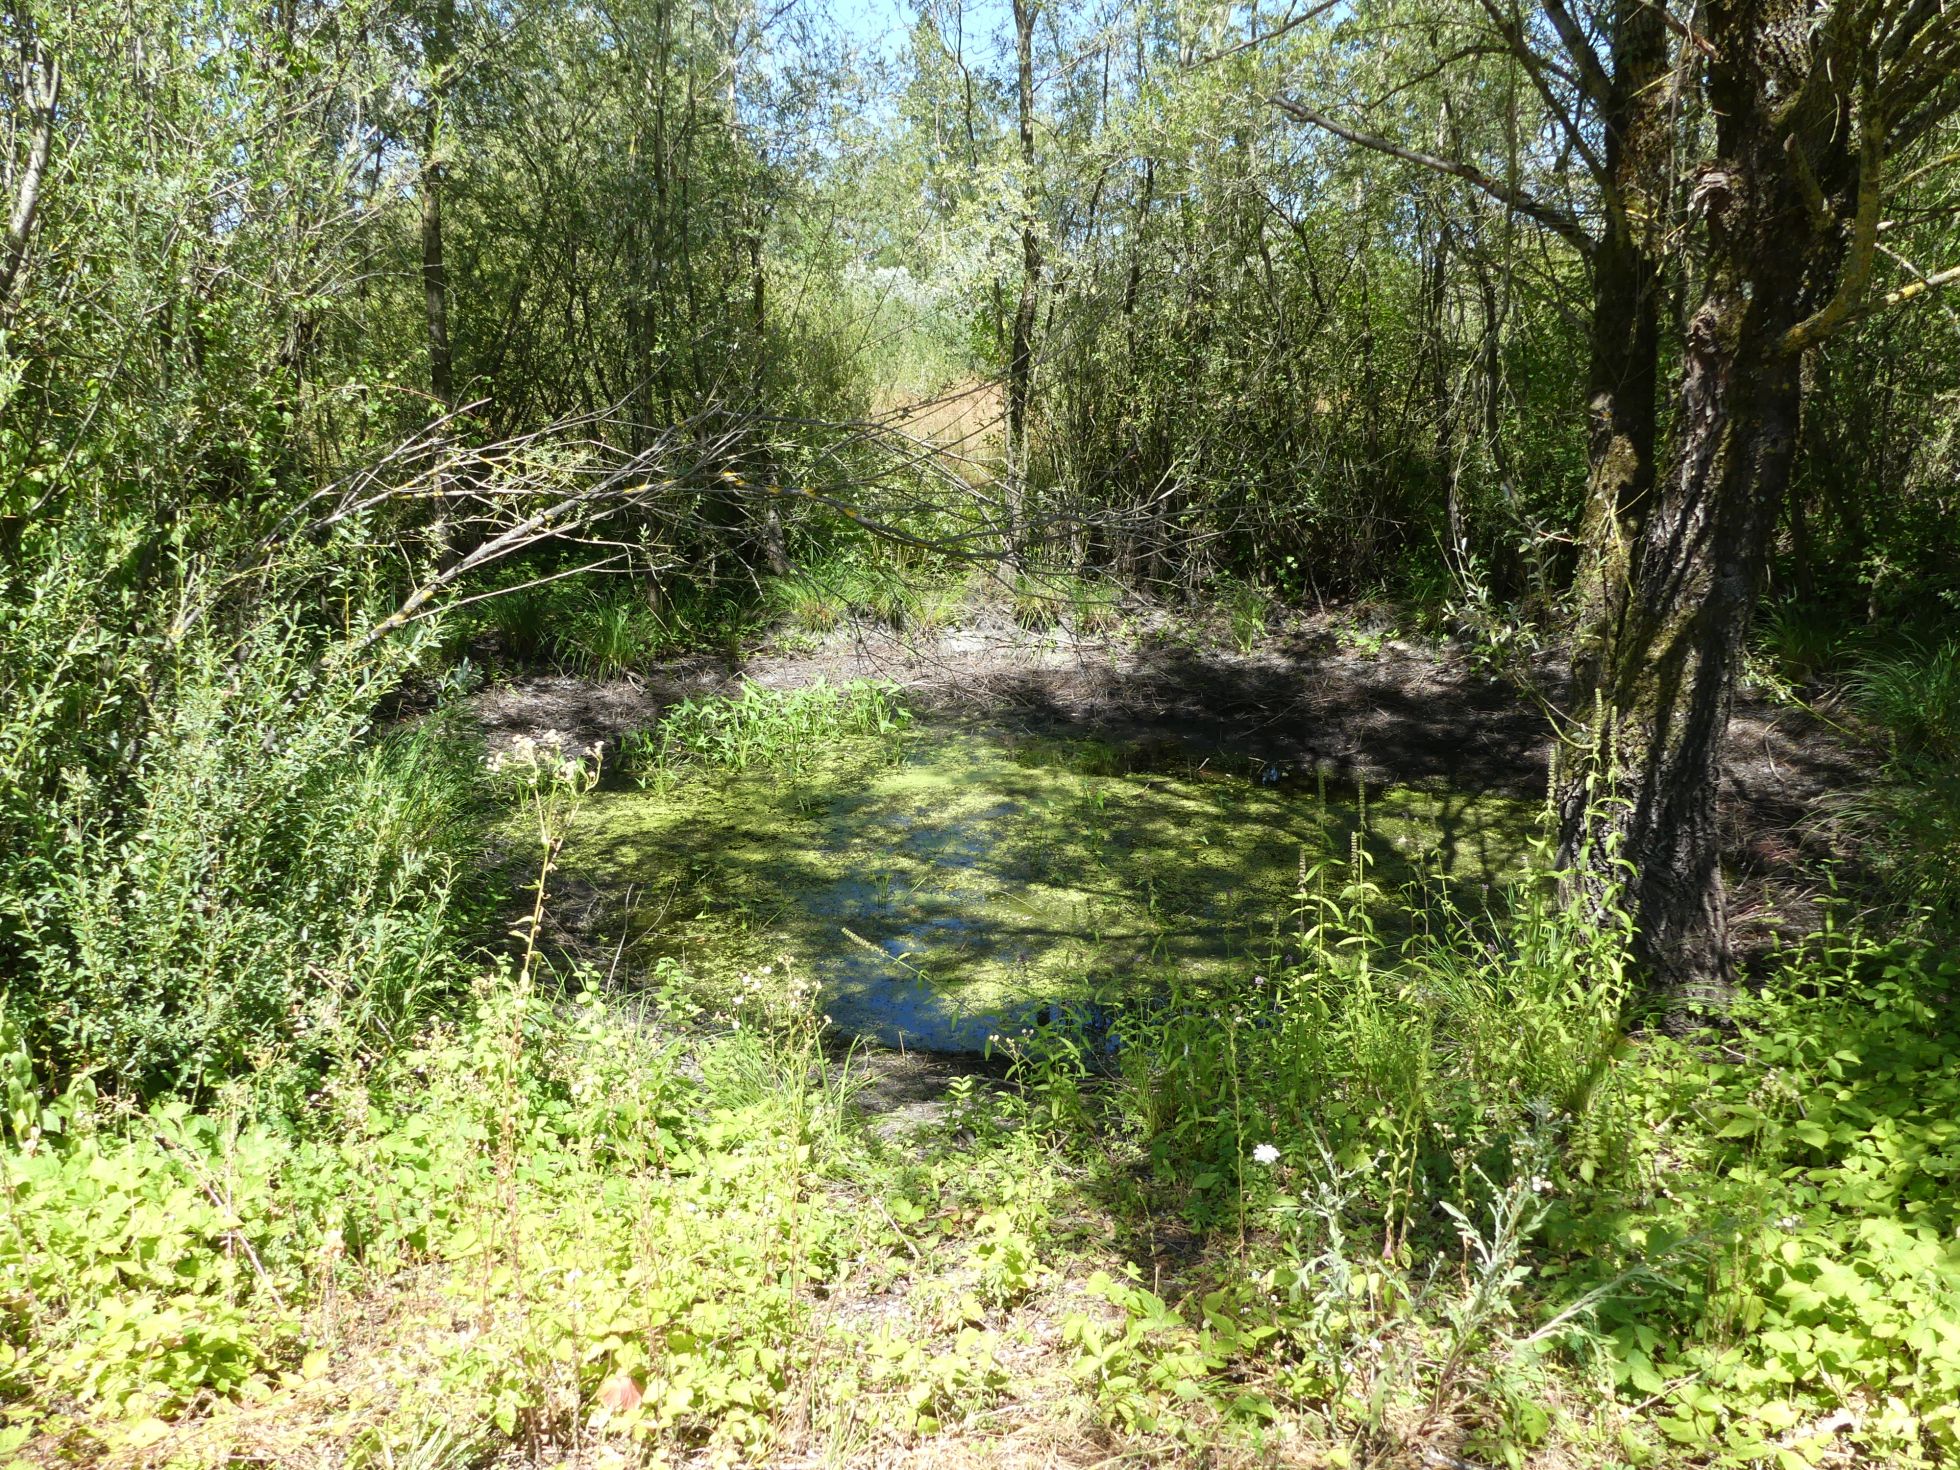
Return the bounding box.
[1268,93,1594,254]
[1191,0,1345,68]
[1472,0,1606,185]
[1,4,60,313]
[1848,260,1960,323]
[1538,0,1612,108]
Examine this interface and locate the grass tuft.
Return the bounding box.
[620,678,913,784]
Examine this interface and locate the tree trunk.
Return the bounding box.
[1423,217,1465,568]
[1006,0,1040,557]
[420,0,457,414]
[1564,0,1668,682]
[1561,279,1803,1002]
[0,3,59,320]
[1561,6,1819,1006]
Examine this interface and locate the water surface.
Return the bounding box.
[563,728,1538,1051]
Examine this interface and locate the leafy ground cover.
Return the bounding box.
[6,678,1957,1468]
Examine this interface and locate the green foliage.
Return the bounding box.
[0,526,487,1099]
[764,553,939,632]
[4,0,1958,1460]
[559,584,667,676]
[0,946,1041,1461]
[8,718,1960,1465]
[1559,924,1960,1465]
[1850,637,1960,763]
[1066,576,1125,634]
[1000,571,1121,634]
[1107,821,1633,1245]
[476,576,761,673]
[1213,575,1272,652]
[1335,618,1403,657]
[1843,638,1960,921]
[1755,600,1851,687]
[1026,847,1958,1464]
[1445,554,1545,674]
[620,679,913,783]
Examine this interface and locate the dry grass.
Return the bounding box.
[875,379,1005,484]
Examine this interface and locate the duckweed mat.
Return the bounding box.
[562,727,1541,1051]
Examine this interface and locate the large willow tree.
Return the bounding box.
[1276,0,1960,1002]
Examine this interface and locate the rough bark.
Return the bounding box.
[1562,0,1668,693]
[1560,0,1868,1006]
[1561,276,1803,1002]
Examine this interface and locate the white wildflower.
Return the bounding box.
[1252,1143,1280,1166]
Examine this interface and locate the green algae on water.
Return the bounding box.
[560,728,1539,1051]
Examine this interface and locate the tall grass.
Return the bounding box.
[1005,571,1125,633]
[1755,598,1850,685]
[476,575,760,674]
[1844,637,1960,922]
[1850,636,1960,762]
[619,678,914,784]
[1091,819,1634,1248]
[764,551,971,635]
[1213,574,1272,652]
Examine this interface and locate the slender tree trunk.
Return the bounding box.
[1423,217,1465,566]
[1789,349,1822,602]
[1006,0,1040,557]
[0,2,59,320]
[420,0,457,414]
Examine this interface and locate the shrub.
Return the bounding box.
[1756,599,1850,686]
[1850,636,1960,763]
[0,526,487,1098]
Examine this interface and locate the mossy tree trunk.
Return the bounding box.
[1565,0,1669,648]
[1558,0,1953,1005]
[1558,262,1805,1003]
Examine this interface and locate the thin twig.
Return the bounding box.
[152,1133,290,1314]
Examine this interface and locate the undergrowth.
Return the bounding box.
[619,678,913,784]
[474,575,759,675]
[1840,637,1960,923]
[8,725,1958,1466]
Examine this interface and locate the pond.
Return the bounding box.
[561,726,1541,1053]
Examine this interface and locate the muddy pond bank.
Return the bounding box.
[478,611,1865,1027]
